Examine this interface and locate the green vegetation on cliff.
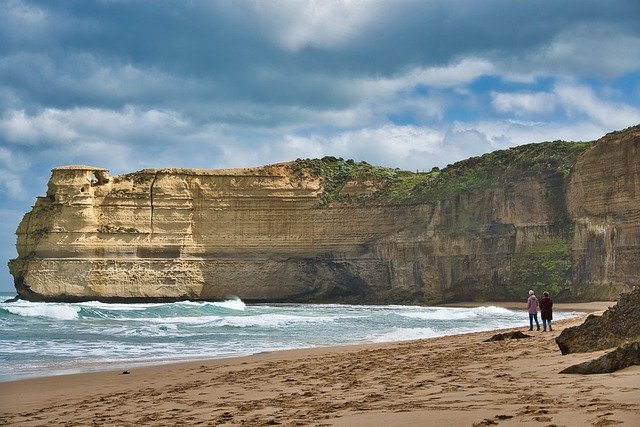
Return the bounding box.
[295,140,593,207]
[510,239,573,299]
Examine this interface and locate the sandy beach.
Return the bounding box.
[1,302,638,426]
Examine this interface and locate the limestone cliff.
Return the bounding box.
[8,125,640,303]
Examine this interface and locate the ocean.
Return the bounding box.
[0,291,578,382]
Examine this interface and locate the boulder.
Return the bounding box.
[560,341,640,374]
[555,287,640,355]
[483,331,531,342]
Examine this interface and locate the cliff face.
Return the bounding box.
[567,128,640,297]
[378,126,640,303]
[8,125,640,303]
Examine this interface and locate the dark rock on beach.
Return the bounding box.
[560,341,640,374]
[484,331,531,342]
[555,287,640,355]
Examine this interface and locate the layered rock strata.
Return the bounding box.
[8,125,640,303]
[555,286,640,355]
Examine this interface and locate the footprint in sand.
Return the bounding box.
[591,418,624,426]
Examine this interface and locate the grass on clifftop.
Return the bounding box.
[294,140,593,206]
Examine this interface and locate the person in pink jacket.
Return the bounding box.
[527,290,540,331]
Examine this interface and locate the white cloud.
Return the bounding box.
[407,58,496,89]
[0,107,197,172]
[280,125,444,169]
[0,169,26,200]
[349,58,496,98]
[245,0,382,51]
[453,120,606,148]
[0,109,77,144]
[0,0,48,42]
[529,24,640,78]
[0,52,200,107]
[1,107,190,145]
[387,95,448,121]
[0,147,30,199]
[489,84,640,133]
[554,83,640,129]
[277,123,525,170]
[0,147,29,172]
[492,92,557,116]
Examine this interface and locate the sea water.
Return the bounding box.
[0,291,579,382]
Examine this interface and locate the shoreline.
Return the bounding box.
[2,301,638,426]
[0,301,612,383]
[439,300,615,312]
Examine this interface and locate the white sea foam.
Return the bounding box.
[172,298,247,311]
[398,306,516,321]
[215,313,336,328]
[78,301,156,311]
[470,306,515,315]
[210,297,246,311]
[368,327,441,342]
[1,301,80,320]
[128,315,223,325]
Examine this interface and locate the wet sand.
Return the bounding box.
[1,301,638,426]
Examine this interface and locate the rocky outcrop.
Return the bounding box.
[483,331,531,342]
[560,341,640,374]
[555,286,640,355]
[8,125,640,303]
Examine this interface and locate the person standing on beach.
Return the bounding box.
[539,291,553,331]
[527,290,540,331]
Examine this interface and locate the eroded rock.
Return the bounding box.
[484,331,531,342]
[560,341,640,374]
[556,287,640,355]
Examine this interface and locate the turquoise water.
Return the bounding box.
[0,292,578,382]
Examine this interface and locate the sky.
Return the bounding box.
[1,0,640,292]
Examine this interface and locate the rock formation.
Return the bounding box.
[555,286,640,355]
[483,331,531,342]
[559,341,640,374]
[8,125,640,303]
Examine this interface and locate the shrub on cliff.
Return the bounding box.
[294,140,592,207]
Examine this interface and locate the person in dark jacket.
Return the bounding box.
[539,291,553,331]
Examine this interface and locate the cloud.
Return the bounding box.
[279,124,508,171]
[0,0,48,44]
[554,83,640,129]
[1,107,189,144]
[242,0,382,52]
[282,125,442,169]
[492,92,557,116]
[491,82,640,129]
[0,147,29,199]
[0,169,27,200]
[349,58,496,99]
[453,120,606,148]
[0,107,197,172]
[530,25,640,78]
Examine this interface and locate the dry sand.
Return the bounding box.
[1,302,638,426]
